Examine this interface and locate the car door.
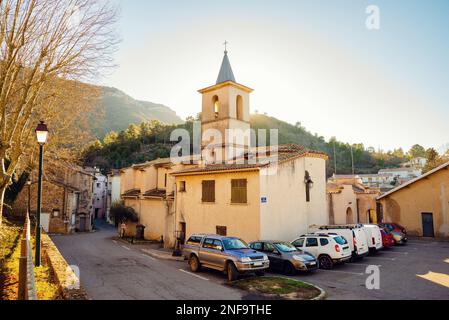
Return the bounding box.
[304,237,319,258]
[200,238,222,269]
[263,243,283,271]
[292,238,305,251]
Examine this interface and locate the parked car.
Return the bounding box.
[291,234,351,269]
[182,234,269,281]
[318,225,370,260]
[379,223,407,235]
[379,227,395,248]
[362,224,383,253]
[379,223,408,245]
[249,240,318,275]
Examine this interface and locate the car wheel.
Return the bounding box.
[227,262,239,282]
[318,255,333,270]
[255,270,265,277]
[283,262,296,276]
[189,255,201,273]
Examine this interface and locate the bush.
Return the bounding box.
[110,203,139,226]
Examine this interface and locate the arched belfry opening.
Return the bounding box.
[236,95,243,120]
[212,95,220,119]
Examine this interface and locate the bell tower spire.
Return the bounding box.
[216,42,236,84]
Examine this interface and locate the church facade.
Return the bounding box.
[119,50,329,248]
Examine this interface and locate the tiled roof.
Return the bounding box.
[143,189,167,198]
[172,144,328,176]
[122,189,141,197]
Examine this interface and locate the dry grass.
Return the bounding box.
[0,218,60,300]
[230,277,321,300]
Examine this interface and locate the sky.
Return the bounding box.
[100,0,449,152]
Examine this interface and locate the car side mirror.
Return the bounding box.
[273,249,280,255]
[217,246,224,252]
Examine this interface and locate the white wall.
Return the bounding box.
[259,156,328,242]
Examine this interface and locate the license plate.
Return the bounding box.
[309,262,316,266]
[253,262,263,267]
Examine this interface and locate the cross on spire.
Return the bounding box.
[223,40,228,53]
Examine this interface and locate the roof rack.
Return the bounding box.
[319,224,363,230]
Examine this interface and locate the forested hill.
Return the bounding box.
[83,114,409,176]
[92,87,184,138]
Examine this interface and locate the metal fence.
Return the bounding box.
[18,214,38,300]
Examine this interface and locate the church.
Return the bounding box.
[119,49,329,248]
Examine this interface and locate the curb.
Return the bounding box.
[141,248,185,262]
[276,277,327,300]
[243,276,327,301]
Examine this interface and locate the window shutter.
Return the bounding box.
[231,179,247,204]
[202,180,215,203]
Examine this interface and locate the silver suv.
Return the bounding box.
[182,234,269,281]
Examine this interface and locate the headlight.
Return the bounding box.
[240,257,252,263]
[293,255,306,262]
[263,255,269,261]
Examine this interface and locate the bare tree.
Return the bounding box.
[0,0,119,223]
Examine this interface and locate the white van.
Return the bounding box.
[362,224,383,253]
[317,225,369,259]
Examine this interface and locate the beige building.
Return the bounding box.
[377,162,449,239]
[119,49,329,248]
[327,175,381,225]
[13,163,95,234]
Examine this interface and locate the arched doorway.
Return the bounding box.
[368,209,377,224]
[346,207,354,224]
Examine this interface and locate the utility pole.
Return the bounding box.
[333,141,337,175]
[350,145,355,175]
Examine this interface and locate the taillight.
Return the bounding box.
[353,238,357,247]
[335,245,340,253]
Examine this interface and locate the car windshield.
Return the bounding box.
[222,238,248,250]
[274,242,297,253]
[333,236,347,245]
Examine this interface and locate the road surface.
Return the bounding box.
[51,222,242,300]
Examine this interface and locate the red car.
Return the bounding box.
[379,223,407,235]
[380,228,395,248]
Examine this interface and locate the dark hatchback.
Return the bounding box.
[249,240,318,275]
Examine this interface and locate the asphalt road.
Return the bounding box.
[52,222,449,300]
[51,222,242,300]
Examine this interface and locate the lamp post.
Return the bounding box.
[35,121,48,267]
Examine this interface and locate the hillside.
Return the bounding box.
[93,87,184,138]
[84,113,408,176]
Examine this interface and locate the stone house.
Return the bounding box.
[327,175,381,225]
[85,167,107,220]
[13,163,95,234]
[377,161,449,239]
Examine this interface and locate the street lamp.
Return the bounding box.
[35,121,48,267]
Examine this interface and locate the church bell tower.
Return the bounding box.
[199,46,253,163]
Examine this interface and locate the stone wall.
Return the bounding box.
[41,234,88,300]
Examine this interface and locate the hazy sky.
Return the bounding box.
[101,0,449,152]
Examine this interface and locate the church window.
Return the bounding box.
[231,179,247,204]
[202,180,215,203]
